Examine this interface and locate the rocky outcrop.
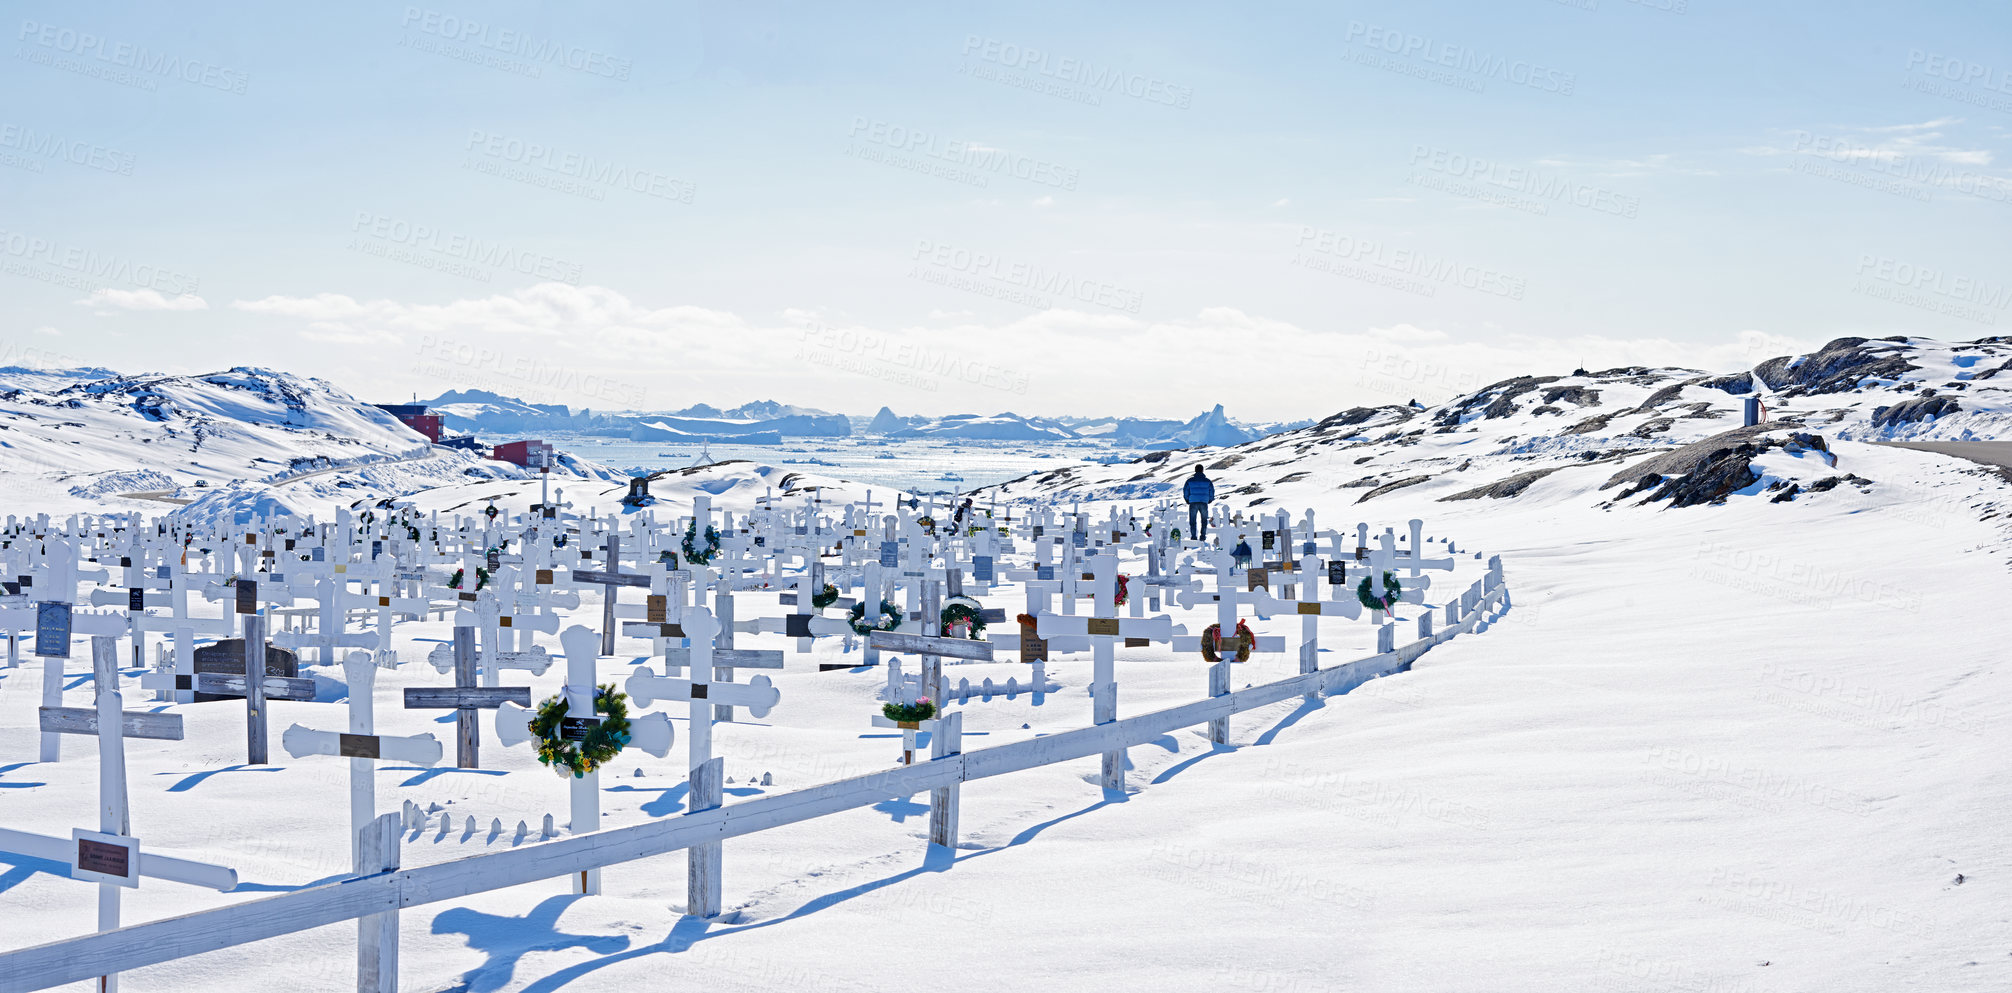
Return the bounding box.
[1439,467,1561,501]
[1356,475,1432,502]
[1754,337,1916,396]
[1602,426,1831,509]
[1871,392,1960,427]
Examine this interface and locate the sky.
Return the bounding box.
[2,0,2010,421]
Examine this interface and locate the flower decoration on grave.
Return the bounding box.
[447,567,491,591]
[528,683,632,779]
[812,583,841,611]
[939,596,987,639]
[848,598,903,635]
[1201,619,1255,664]
[1356,571,1403,613]
[882,697,937,726]
[916,515,936,533]
[681,520,720,566]
[1113,574,1130,607]
[484,504,499,520]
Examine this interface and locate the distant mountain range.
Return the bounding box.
[416,390,1305,450]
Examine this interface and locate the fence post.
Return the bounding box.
[687,757,723,918]
[357,812,400,993]
[928,711,963,850]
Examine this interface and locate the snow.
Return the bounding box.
[1,336,2009,990]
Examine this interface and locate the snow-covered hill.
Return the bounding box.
[991,336,2012,518]
[0,367,620,517]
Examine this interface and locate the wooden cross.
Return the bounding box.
[400,625,531,768]
[282,651,442,874]
[494,624,675,895]
[1034,552,1173,786]
[4,636,236,993]
[573,532,653,655]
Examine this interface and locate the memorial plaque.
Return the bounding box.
[1072,531,1087,548]
[878,541,899,568]
[559,716,600,741]
[1297,601,1324,615]
[1328,561,1346,586]
[536,569,554,585]
[1019,627,1049,664]
[1355,547,1368,562]
[1262,530,1276,550]
[1033,525,1045,538]
[486,548,501,570]
[1125,637,1150,648]
[1247,568,1269,592]
[235,580,256,615]
[74,834,136,887]
[1086,617,1121,637]
[337,733,381,759]
[1036,564,1055,582]
[312,547,325,562]
[128,588,144,611]
[1303,541,1318,556]
[647,595,667,623]
[972,555,994,582]
[784,613,814,639]
[35,602,71,658]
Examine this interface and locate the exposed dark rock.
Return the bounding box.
[1141,450,1171,463]
[1318,406,1411,431]
[1431,376,1560,428]
[1530,404,1563,417]
[1806,474,1872,493]
[1754,336,1916,395]
[1770,483,1801,503]
[1696,371,1756,394]
[1356,475,1432,503]
[1541,385,1603,406]
[1274,471,1309,484]
[1602,425,1832,508]
[1871,393,1960,427]
[1638,379,1700,410]
[1439,467,1562,501]
[1564,412,1618,436]
[1632,418,1676,438]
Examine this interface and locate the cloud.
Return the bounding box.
[1031,195,1055,207]
[75,288,209,312]
[1271,198,1291,207]
[235,282,1825,421]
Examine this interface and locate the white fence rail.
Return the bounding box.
[0,565,1508,992]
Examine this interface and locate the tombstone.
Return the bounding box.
[191,638,300,703]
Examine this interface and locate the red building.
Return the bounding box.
[492,439,554,468]
[373,404,443,443]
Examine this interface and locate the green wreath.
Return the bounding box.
[939,596,987,639]
[812,583,841,610]
[528,684,632,779]
[1202,619,1254,664]
[1357,571,1402,613]
[916,515,936,534]
[447,567,490,591]
[682,520,720,565]
[882,698,937,724]
[848,598,903,635]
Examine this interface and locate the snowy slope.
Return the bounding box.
[0,367,621,518]
[0,336,2008,992]
[990,336,2012,518]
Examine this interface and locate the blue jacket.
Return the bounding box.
[1183,474,1215,504]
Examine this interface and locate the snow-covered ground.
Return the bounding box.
[2,336,2008,991]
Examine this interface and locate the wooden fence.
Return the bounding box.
[0,563,1507,992]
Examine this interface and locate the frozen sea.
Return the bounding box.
[547,433,1147,497]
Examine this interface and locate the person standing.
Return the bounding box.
[1183,465,1216,541]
